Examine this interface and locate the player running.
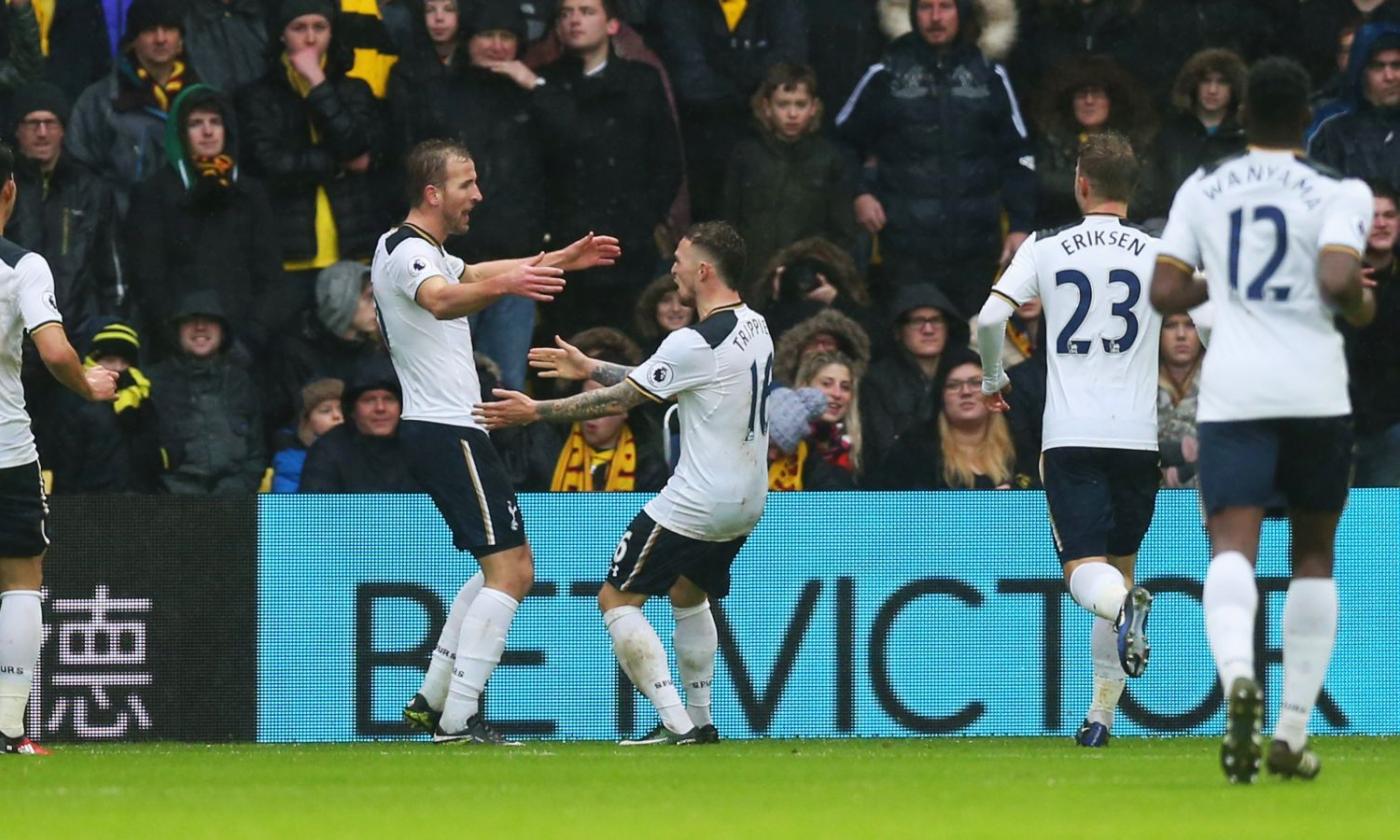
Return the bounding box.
[379,139,619,745]
[977,132,1162,748]
[0,143,117,756]
[478,222,770,745]
[1150,57,1375,783]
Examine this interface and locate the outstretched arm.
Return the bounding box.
[468,233,621,282]
[474,381,651,428]
[528,334,635,383]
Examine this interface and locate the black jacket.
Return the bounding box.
[534,50,682,287]
[48,367,164,493]
[655,0,808,111]
[183,0,268,94]
[837,34,1035,275]
[299,423,421,492]
[1343,259,1400,435]
[262,311,386,435]
[237,60,388,263]
[859,349,941,472]
[1139,112,1246,220]
[2,0,108,102]
[395,61,546,261]
[148,353,266,495]
[1309,21,1400,187]
[8,154,122,337]
[868,414,1032,490]
[724,128,855,286]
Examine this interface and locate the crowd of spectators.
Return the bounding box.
[10,0,1400,495]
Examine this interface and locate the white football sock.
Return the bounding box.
[1088,617,1125,728]
[673,601,717,728]
[1068,562,1128,622]
[0,590,42,739]
[419,572,485,711]
[1203,551,1258,690]
[604,606,692,735]
[439,587,518,733]
[1275,578,1338,751]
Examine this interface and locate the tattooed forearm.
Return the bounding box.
[537,381,647,422]
[589,362,634,386]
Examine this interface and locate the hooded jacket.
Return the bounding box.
[837,0,1034,288]
[1309,21,1400,187]
[773,307,873,386]
[756,237,875,345]
[148,291,267,495]
[299,358,421,492]
[127,84,282,349]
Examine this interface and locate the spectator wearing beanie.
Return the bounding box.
[237,0,387,313]
[127,83,282,357]
[8,81,122,340]
[148,290,267,494]
[299,357,421,492]
[766,385,852,491]
[48,319,166,493]
[261,260,386,441]
[270,376,344,492]
[66,0,198,216]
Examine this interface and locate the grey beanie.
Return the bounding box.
[316,261,370,337]
[767,387,828,455]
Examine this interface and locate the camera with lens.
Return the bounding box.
[777,257,831,303]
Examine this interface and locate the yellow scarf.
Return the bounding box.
[33,0,54,55]
[768,441,808,491]
[281,52,340,271]
[550,423,638,492]
[136,60,186,112]
[719,0,748,31]
[83,359,151,414]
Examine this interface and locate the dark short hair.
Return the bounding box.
[684,221,746,288]
[0,142,13,184]
[1077,131,1139,204]
[1368,179,1399,208]
[557,0,621,18]
[1242,57,1311,144]
[404,139,472,207]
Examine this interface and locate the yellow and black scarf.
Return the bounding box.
[768,441,808,492]
[135,60,187,112]
[550,423,637,492]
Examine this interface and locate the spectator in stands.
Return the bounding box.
[299,357,422,491]
[518,0,682,337]
[390,0,545,387]
[871,347,1031,489]
[149,291,266,494]
[1157,312,1203,488]
[387,0,462,102]
[1343,181,1400,486]
[724,63,855,291]
[1311,23,1361,120]
[837,0,1033,320]
[859,282,966,470]
[127,84,282,356]
[969,294,1041,373]
[632,273,694,355]
[1132,0,1298,102]
[238,0,387,316]
[1032,55,1154,229]
[182,0,268,94]
[805,0,884,129]
[1005,0,1143,105]
[263,261,385,441]
[655,0,809,220]
[752,236,873,343]
[66,0,196,215]
[333,0,400,99]
[772,306,871,385]
[1310,20,1400,186]
[0,0,42,116]
[48,320,164,493]
[766,385,853,490]
[1299,0,1400,91]
[794,350,863,482]
[270,377,344,492]
[1139,48,1247,222]
[9,82,122,340]
[542,326,669,492]
[6,0,108,104]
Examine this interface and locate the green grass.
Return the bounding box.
[8,738,1400,838]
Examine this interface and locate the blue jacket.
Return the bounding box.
[1308,20,1400,186]
[271,444,307,493]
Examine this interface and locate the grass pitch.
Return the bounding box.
[8,738,1399,838]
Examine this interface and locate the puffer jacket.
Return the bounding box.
[1309,21,1400,186]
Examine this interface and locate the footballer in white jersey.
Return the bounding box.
[1150,58,1377,784]
[479,222,766,745]
[978,132,1159,748]
[0,145,118,756]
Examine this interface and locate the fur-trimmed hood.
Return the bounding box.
[878,0,1018,62]
[774,309,873,386]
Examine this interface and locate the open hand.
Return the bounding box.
[503,253,566,302]
[553,232,622,272]
[486,60,539,90]
[854,194,885,234]
[85,367,119,402]
[473,389,539,429]
[529,335,593,380]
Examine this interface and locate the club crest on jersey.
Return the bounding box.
[649,363,675,388]
[411,258,427,274]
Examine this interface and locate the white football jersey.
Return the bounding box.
[992,214,1162,452]
[628,304,772,541]
[371,224,478,428]
[0,240,62,469]
[1158,148,1372,422]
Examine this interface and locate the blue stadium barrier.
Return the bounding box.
[257,490,1400,741]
